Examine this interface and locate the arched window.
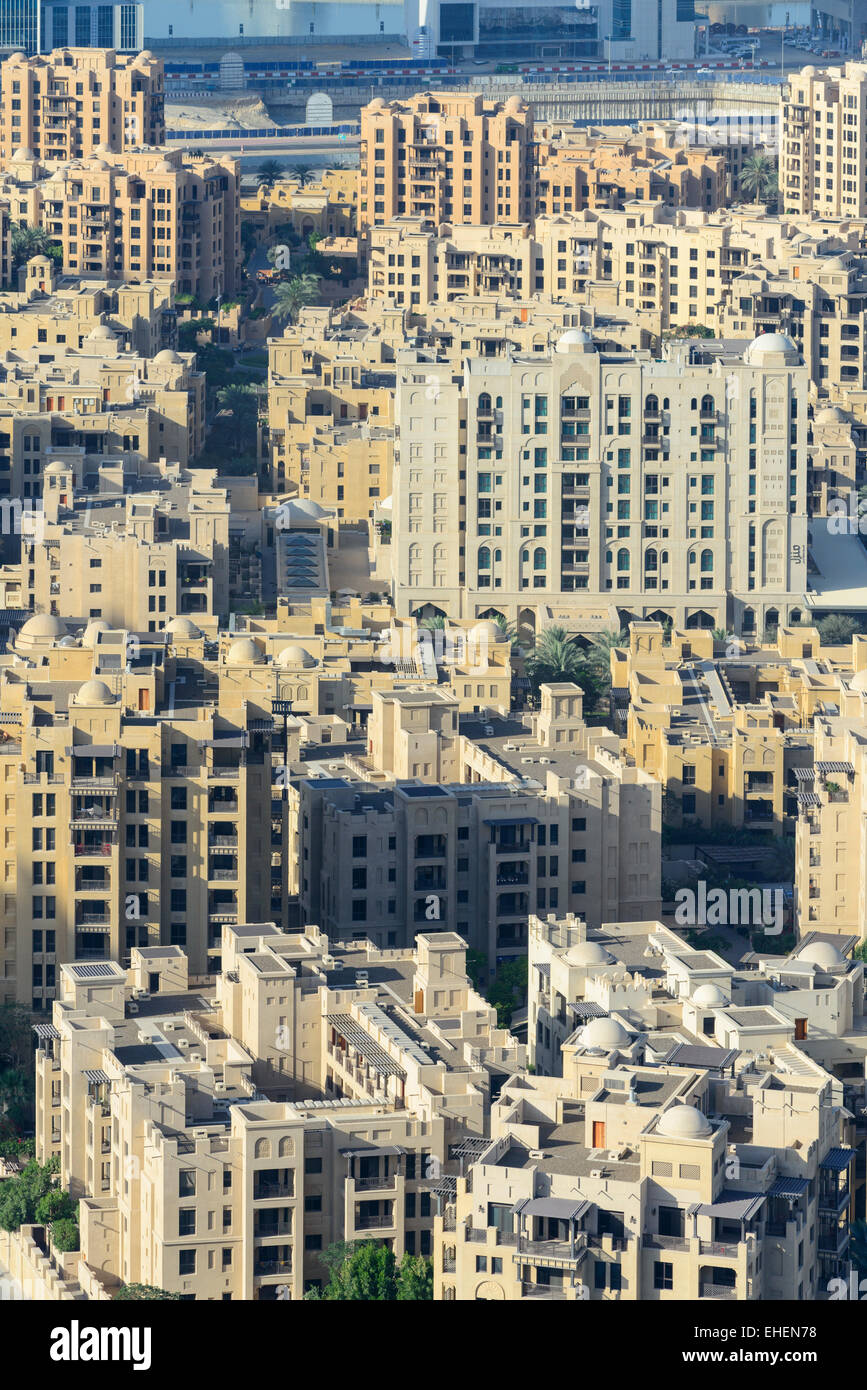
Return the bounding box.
[644,550,657,570]
[478,546,491,571]
[701,393,714,415]
[278,1137,293,1157]
[408,543,420,564]
[494,549,502,563]
[690,397,697,410]
[662,397,669,410]
[495,395,503,409]
[521,549,530,564]
[433,544,445,565]
[661,550,669,565]
[254,1138,271,1160]
[605,549,612,564]
[617,548,630,572]
[533,547,546,570]
[645,393,658,414]
[477,392,491,414]
[700,549,714,573]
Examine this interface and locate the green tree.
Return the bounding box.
[487,957,528,1029]
[11,225,61,270]
[817,614,859,645]
[114,1283,183,1301]
[35,1188,77,1225]
[215,383,259,452]
[271,273,320,325]
[256,159,283,191]
[292,164,315,187]
[50,1218,80,1253]
[465,948,488,991]
[305,1241,433,1300]
[0,1185,28,1232]
[526,625,585,688]
[740,153,777,203]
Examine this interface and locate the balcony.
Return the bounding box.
[643,1233,689,1252]
[699,1283,737,1299]
[521,1281,568,1300]
[254,1256,292,1277]
[354,1212,395,1231]
[516,1236,587,1265]
[698,1239,740,1257]
[353,1175,398,1192]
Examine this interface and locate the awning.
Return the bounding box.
[664,1042,739,1071]
[340,1145,403,1159]
[820,1148,854,1173]
[815,761,854,775]
[513,1197,592,1222]
[792,767,814,783]
[70,744,120,759]
[483,816,539,827]
[571,1001,609,1020]
[33,1023,59,1039]
[768,1176,809,1198]
[695,1191,765,1222]
[83,1068,111,1085]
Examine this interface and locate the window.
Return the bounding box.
[653,1261,673,1291]
[179,1171,196,1197]
[178,1209,196,1236]
[179,1250,196,1276]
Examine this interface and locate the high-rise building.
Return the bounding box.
[0,47,164,163]
[359,91,534,238]
[781,61,867,217]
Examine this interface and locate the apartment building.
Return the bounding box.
[613,621,823,835]
[241,167,356,243]
[535,126,730,219]
[0,47,164,164]
[795,711,867,941]
[0,146,240,299]
[0,334,205,502]
[0,252,177,357]
[359,92,534,237]
[781,62,867,217]
[33,928,523,1297]
[436,914,858,1300]
[0,460,231,623]
[367,218,538,309]
[292,680,661,965]
[391,327,811,638]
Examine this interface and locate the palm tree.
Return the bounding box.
[525,626,585,688]
[11,224,59,269]
[271,273,320,325]
[256,159,283,192]
[215,382,259,451]
[292,164,315,188]
[588,628,627,661]
[419,615,446,630]
[740,154,777,204]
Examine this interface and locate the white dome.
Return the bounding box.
[580,1016,629,1049]
[274,498,328,528]
[87,322,115,341]
[555,327,594,354]
[799,940,843,969]
[226,636,262,666]
[11,146,34,162]
[276,644,316,668]
[75,678,114,705]
[693,982,727,1008]
[814,405,847,426]
[657,1104,713,1139]
[565,940,612,967]
[81,619,110,649]
[164,616,201,638]
[471,619,502,641]
[850,668,867,692]
[18,613,67,641]
[153,349,183,364]
[746,332,799,363]
[43,459,69,475]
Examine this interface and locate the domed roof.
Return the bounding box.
[151,157,173,174]
[43,458,69,475]
[746,331,799,363]
[88,157,110,171]
[814,405,848,425]
[580,1016,629,1049]
[11,146,34,161]
[75,678,114,705]
[504,95,524,114]
[799,939,843,968]
[19,613,68,640]
[565,939,612,967]
[81,619,109,649]
[850,668,867,692]
[367,97,386,112]
[276,644,316,668]
[274,498,328,527]
[657,1104,713,1139]
[226,636,263,666]
[153,349,183,364]
[555,326,594,354]
[693,982,727,1007]
[164,616,201,638]
[820,255,848,274]
[87,322,115,341]
[802,65,816,76]
[471,619,502,641]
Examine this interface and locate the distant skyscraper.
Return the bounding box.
[0,0,39,53]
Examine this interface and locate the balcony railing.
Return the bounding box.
[699,1283,737,1300]
[698,1240,740,1257]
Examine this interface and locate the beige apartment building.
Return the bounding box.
[33,928,523,1297]
[781,62,867,217]
[0,332,204,503]
[0,146,240,300]
[795,710,867,941]
[0,460,231,623]
[241,167,356,242]
[437,917,858,1299]
[535,124,730,218]
[359,91,534,238]
[367,218,537,309]
[391,326,810,639]
[291,680,661,964]
[0,47,165,165]
[0,253,177,357]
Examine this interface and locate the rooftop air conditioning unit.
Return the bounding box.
[177,1038,189,1049]
[521,757,535,765]
[215,1081,225,1092]
[190,1052,203,1063]
[193,1129,208,1139]
[127,1001,139,1014]
[528,1149,547,1160]
[590,1168,604,1179]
